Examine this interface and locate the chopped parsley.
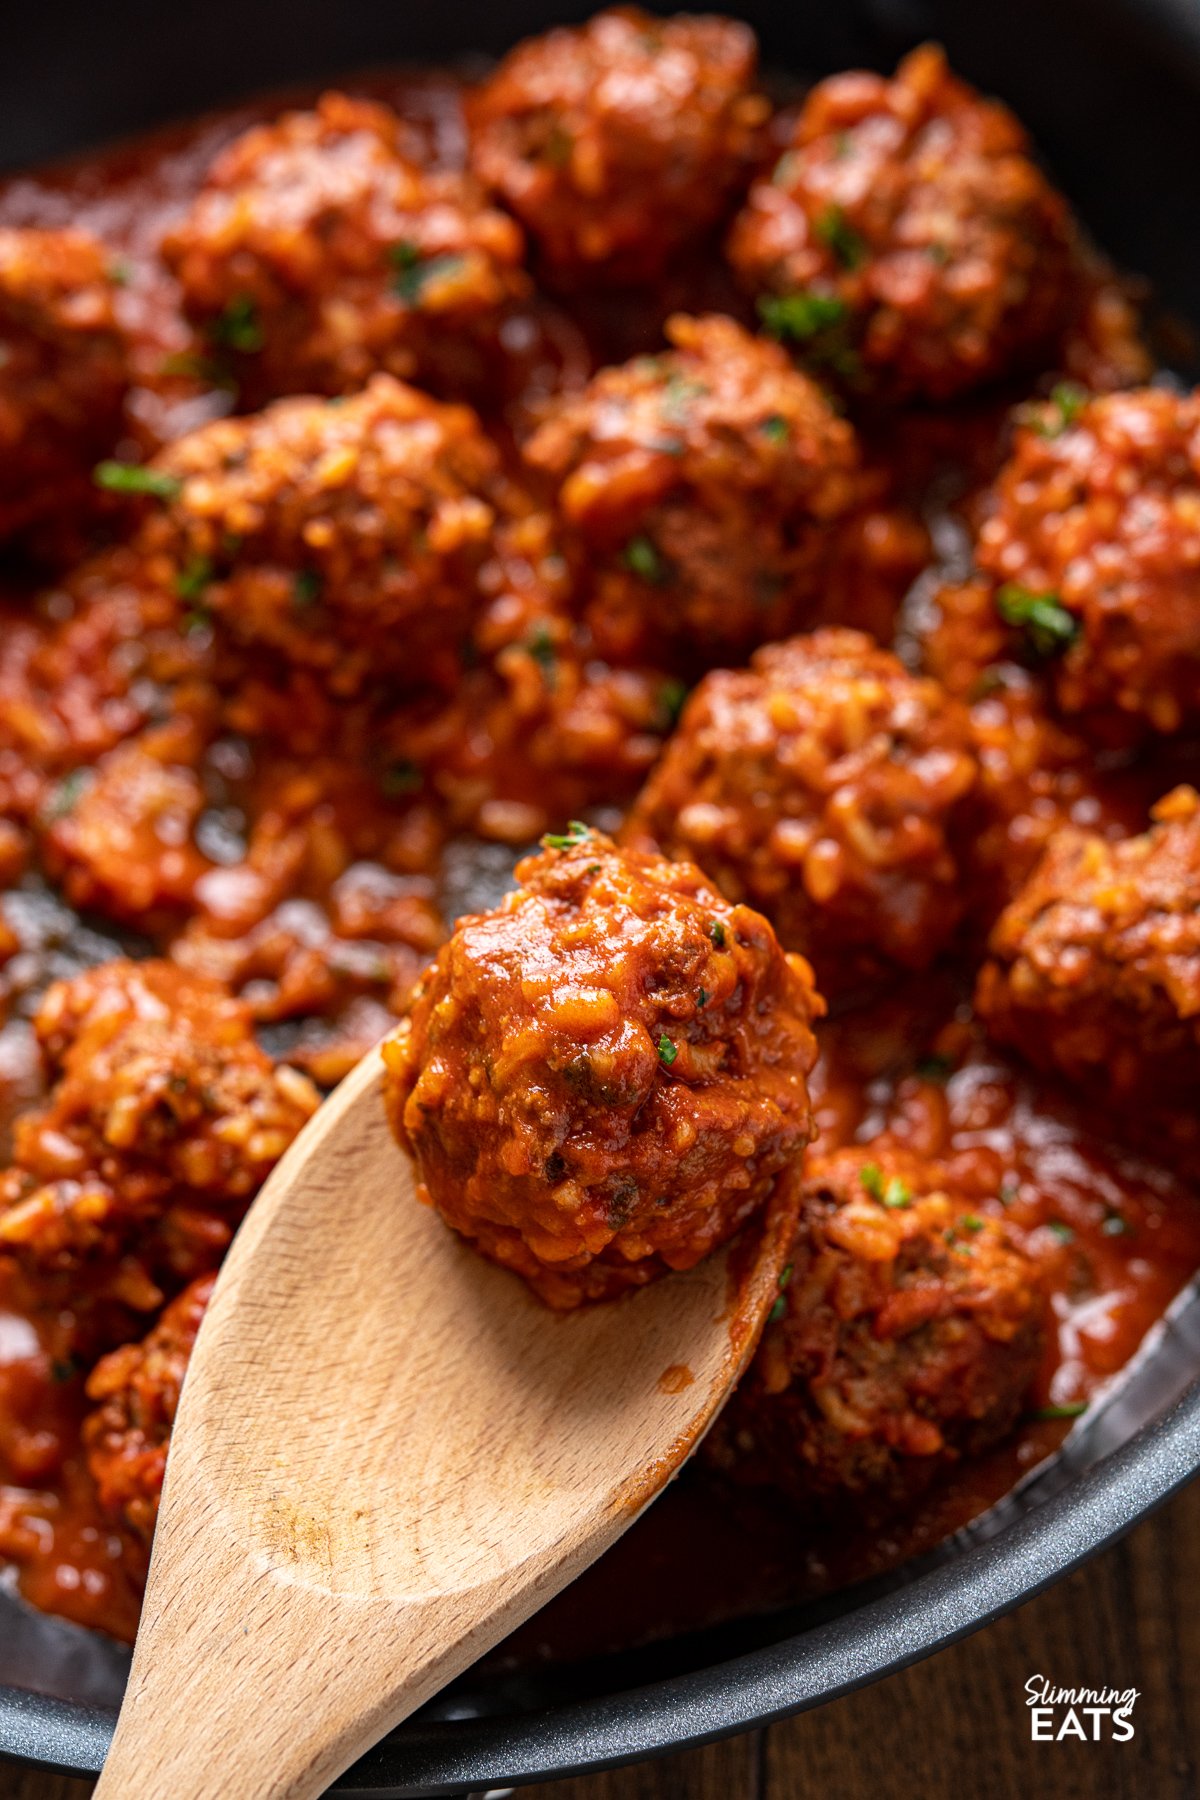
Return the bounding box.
[657,1034,678,1067]
[544,820,590,850]
[1022,380,1089,439]
[758,413,790,444]
[814,204,867,271]
[209,294,264,354]
[860,1164,911,1208]
[860,1163,884,1201]
[1102,1213,1132,1237]
[961,1214,985,1233]
[1033,1401,1088,1421]
[94,461,182,500]
[107,259,133,287]
[758,290,848,343]
[380,759,422,798]
[709,920,727,949]
[50,1357,80,1384]
[915,1052,954,1083]
[41,767,91,825]
[657,677,688,729]
[1046,1220,1075,1243]
[882,1176,911,1210]
[996,583,1080,660]
[622,534,667,584]
[769,1261,794,1323]
[999,1175,1020,1207]
[527,623,557,685]
[389,242,467,305]
[696,986,710,1009]
[293,569,323,610]
[175,555,213,603]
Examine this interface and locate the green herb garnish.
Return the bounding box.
[1046,1220,1075,1243]
[915,1052,954,1083]
[389,242,467,305]
[1102,1213,1132,1237]
[95,461,182,500]
[995,583,1080,660]
[860,1163,884,1201]
[657,1034,678,1067]
[544,821,590,850]
[883,1177,911,1210]
[380,759,422,798]
[768,1296,787,1323]
[175,556,213,602]
[814,204,866,271]
[41,767,91,825]
[758,290,848,343]
[209,294,264,353]
[961,1214,984,1233]
[1033,1401,1088,1421]
[1022,380,1089,439]
[710,920,727,949]
[294,569,323,610]
[759,413,790,443]
[657,677,688,729]
[622,535,667,583]
[696,987,710,1009]
[528,623,557,685]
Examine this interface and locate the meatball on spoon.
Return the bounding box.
[94,835,816,1800]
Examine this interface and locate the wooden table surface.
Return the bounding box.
[4,1475,1197,1800]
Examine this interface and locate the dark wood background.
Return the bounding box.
[4,1476,1197,1800]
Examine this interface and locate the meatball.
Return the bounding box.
[383,826,820,1308]
[0,227,130,539]
[704,1145,1046,1517]
[974,386,1200,736]
[976,786,1200,1137]
[0,960,320,1302]
[467,8,766,287]
[523,313,862,662]
[626,630,978,996]
[727,44,1078,401]
[161,91,528,404]
[138,374,504,696]
[83,1272,213,1540]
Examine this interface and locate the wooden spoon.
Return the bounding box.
[92,1041,802,1800]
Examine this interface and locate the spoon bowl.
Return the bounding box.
[92,1043,802,1800]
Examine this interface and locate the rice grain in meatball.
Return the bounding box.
[383,826,821,1306]
[468,8,767,286]
[727,44,1079,401]
[704,1145,1046,1517]
[523,313,862,662]
[626,629,978,995]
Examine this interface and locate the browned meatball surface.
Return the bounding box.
[161,91,528,404]
[83,1272,213,1540]
[704,1145,1046,1518]
[0,227,131,540]
[468,8,766,287]
[626,629,978,996]
[727,44,1079,401]
[383,825,821,1307]
[977,786,1200,1146]
[974,386,1200,737]
[0,960,319,1305]
[138,374,505,696]
[523,313,862,662]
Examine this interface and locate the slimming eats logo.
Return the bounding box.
[1025,1675,1138,1741]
